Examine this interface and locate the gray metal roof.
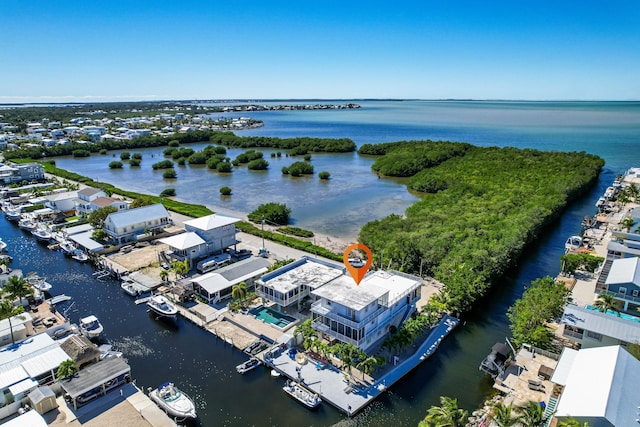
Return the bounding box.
[106,203,169,229]
[217,257,271,282]
[605,257,640,286]
[69,231,104,252]
[312,275,388,311]
[60,357,130,398]
[78,187,104,197]
[561,304,640,343]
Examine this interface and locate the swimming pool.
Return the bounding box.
[586,305,640,322]
[249,305,296,329]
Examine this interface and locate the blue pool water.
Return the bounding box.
[586,305,640,322]
[249,305,296,328]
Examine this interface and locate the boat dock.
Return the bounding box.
[265,314,459,416]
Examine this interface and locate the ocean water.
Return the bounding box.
[5,101,640,426]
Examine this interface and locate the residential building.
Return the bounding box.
[103,203,171,244]
[560,304,640,349]
[75,188,107,216]
[311,270,422,353]
[550,345,640,427]
[42,190,78,214]
[89,196,129,213]
[0,162,45,185]
[189,257,270,303]
[600,257,640,311]
[256,256,345,311]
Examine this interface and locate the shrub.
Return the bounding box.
[247,159,269,170]
[318,171,331,180]
[120,151,131,160]
[162,169,177,179]
[108,161,123,169]
[99,148,108,155]
[276,152,282,157]
[288,161,314,177]
[281,166,290,175]
[176,157,186,166]
[270,152,276,158]
[132,153,143,160]
[129,158,141,167]
[303,154,312,161]
[231,159,240,166]
[217,162,232,173]
[277,226,314,238]
[163,147,176,157]
[248,202,291,225]
[72,149,91,157]
[152,160,174,170]
[160,188,176,197]
[220,186,232,196]
[168,140,180,147]
[187,151,208,164]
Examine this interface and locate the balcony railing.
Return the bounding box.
[604,290,640,304]
[310,301,386,329]
[562,329,584,340]
[312,320,359,346]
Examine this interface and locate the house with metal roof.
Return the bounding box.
[560,304,640,348]
[43,190,78,213]
[160,213,240,267]
[550,345,640,427]
[311,270,422,353]
[256,256,345,311]
[602,257,640,311]
[189,257,271,303]
[103,203,171,244]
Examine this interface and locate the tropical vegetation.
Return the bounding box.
[248,203,291,225]
[418,396,468,427]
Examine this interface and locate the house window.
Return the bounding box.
[620,287,627,295]
[633,290,639,297]
[586,331,602,341]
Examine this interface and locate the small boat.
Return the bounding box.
[236,357,261,374]
[32,226,53,242]
[565,235,583,252]
[121,277,141,296]
[4,208,22,221]
[59,240,77,256]
[149,382,197,420]
[283,380,321,409]
[72,250,89,263]
[18,217,37,231]
[0,238,6,253]
[270,369,281,378]
[348,258,365,268]
[479,342,511,378]
[147,295,178,318]
[27,274,53,292]
[79,315,104,339]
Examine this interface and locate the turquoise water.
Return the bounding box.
[250,305,296,328]
[585,304,640,322]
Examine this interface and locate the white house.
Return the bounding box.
[189,257,271,303]
[89,196,129,213]
[310,270,422,353]
[43,190,78,214]
[256,256,345,311]
[183,214,240,254]
[551,345,640,426]
[103,203,171,244]
[75,187,107,216]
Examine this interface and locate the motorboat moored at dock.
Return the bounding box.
[146,295,178,318]
[283,380,321,409]
[236,357,261,374]
[149,382,197,420]
[79,315,104,339]
[72,250,89,263]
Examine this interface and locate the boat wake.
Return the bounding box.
[109,335,154,357]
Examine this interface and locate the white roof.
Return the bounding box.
[21,347,70,377]
[106,203,169,229]
[0,365,29,389]
[259,257,344,294]
[359,270,422,304]
[550,347,578,386]
[63,223,94,236]
[554,345,640,425]
[46,191,78,201]
[605,257,640,286]
[9,377,38,395]
[159,232,205,250]
[69,231,104,252]
[313,275,388,311]
[184,214,240,231]
[0,333,69,379]
[1,409,47,427]
[191,258,270,294]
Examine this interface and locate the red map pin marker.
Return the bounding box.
[343,243,373,285]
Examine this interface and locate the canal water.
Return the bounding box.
[3,101,640,426]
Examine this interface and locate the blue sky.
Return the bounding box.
[1,1,639,102]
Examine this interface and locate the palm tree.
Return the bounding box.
[159,269,169,284]
[171,260,189,281]
[3,275,33,307]
[356,356,379,379]
[557,419,589,427]
[56,359,79,381]
[231,282,248,306]
[594,293,619,316]
[419,396,468,427]
[490,402,519,427]
[620,217,636,232]
[517,400,544,427]
[0,299,26,345]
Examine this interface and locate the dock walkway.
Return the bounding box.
[266,314,459,415]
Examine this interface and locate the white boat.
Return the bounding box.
[121,277,141,296]
[565,235,583,252]
[27,274,52,292]
[59,240,77,256]
[0,238,6,253]
[348,258,365,268]
[72,249,89,263]
[236,357,261,374]
[283,380,321,409]
[147,295,178,318]
[18,217,37,231]
[149,382,197,420]
[79,315,104,339]
[4,208,21,221]
[32,226,53,242]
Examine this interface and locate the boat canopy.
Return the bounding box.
[60,357,130,399]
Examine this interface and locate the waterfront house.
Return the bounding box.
[42,190,78,214]
[550,345,640,427]
[311,270,422,353]
[256,256,345,311]
[189,257,271,303]
[103,203,171,244]
[560,304,640,349]
[89,196,129,213]
[601,257,640,312]
[75,187,107,216]
[0,333,69,420]
[0,162,45,185]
